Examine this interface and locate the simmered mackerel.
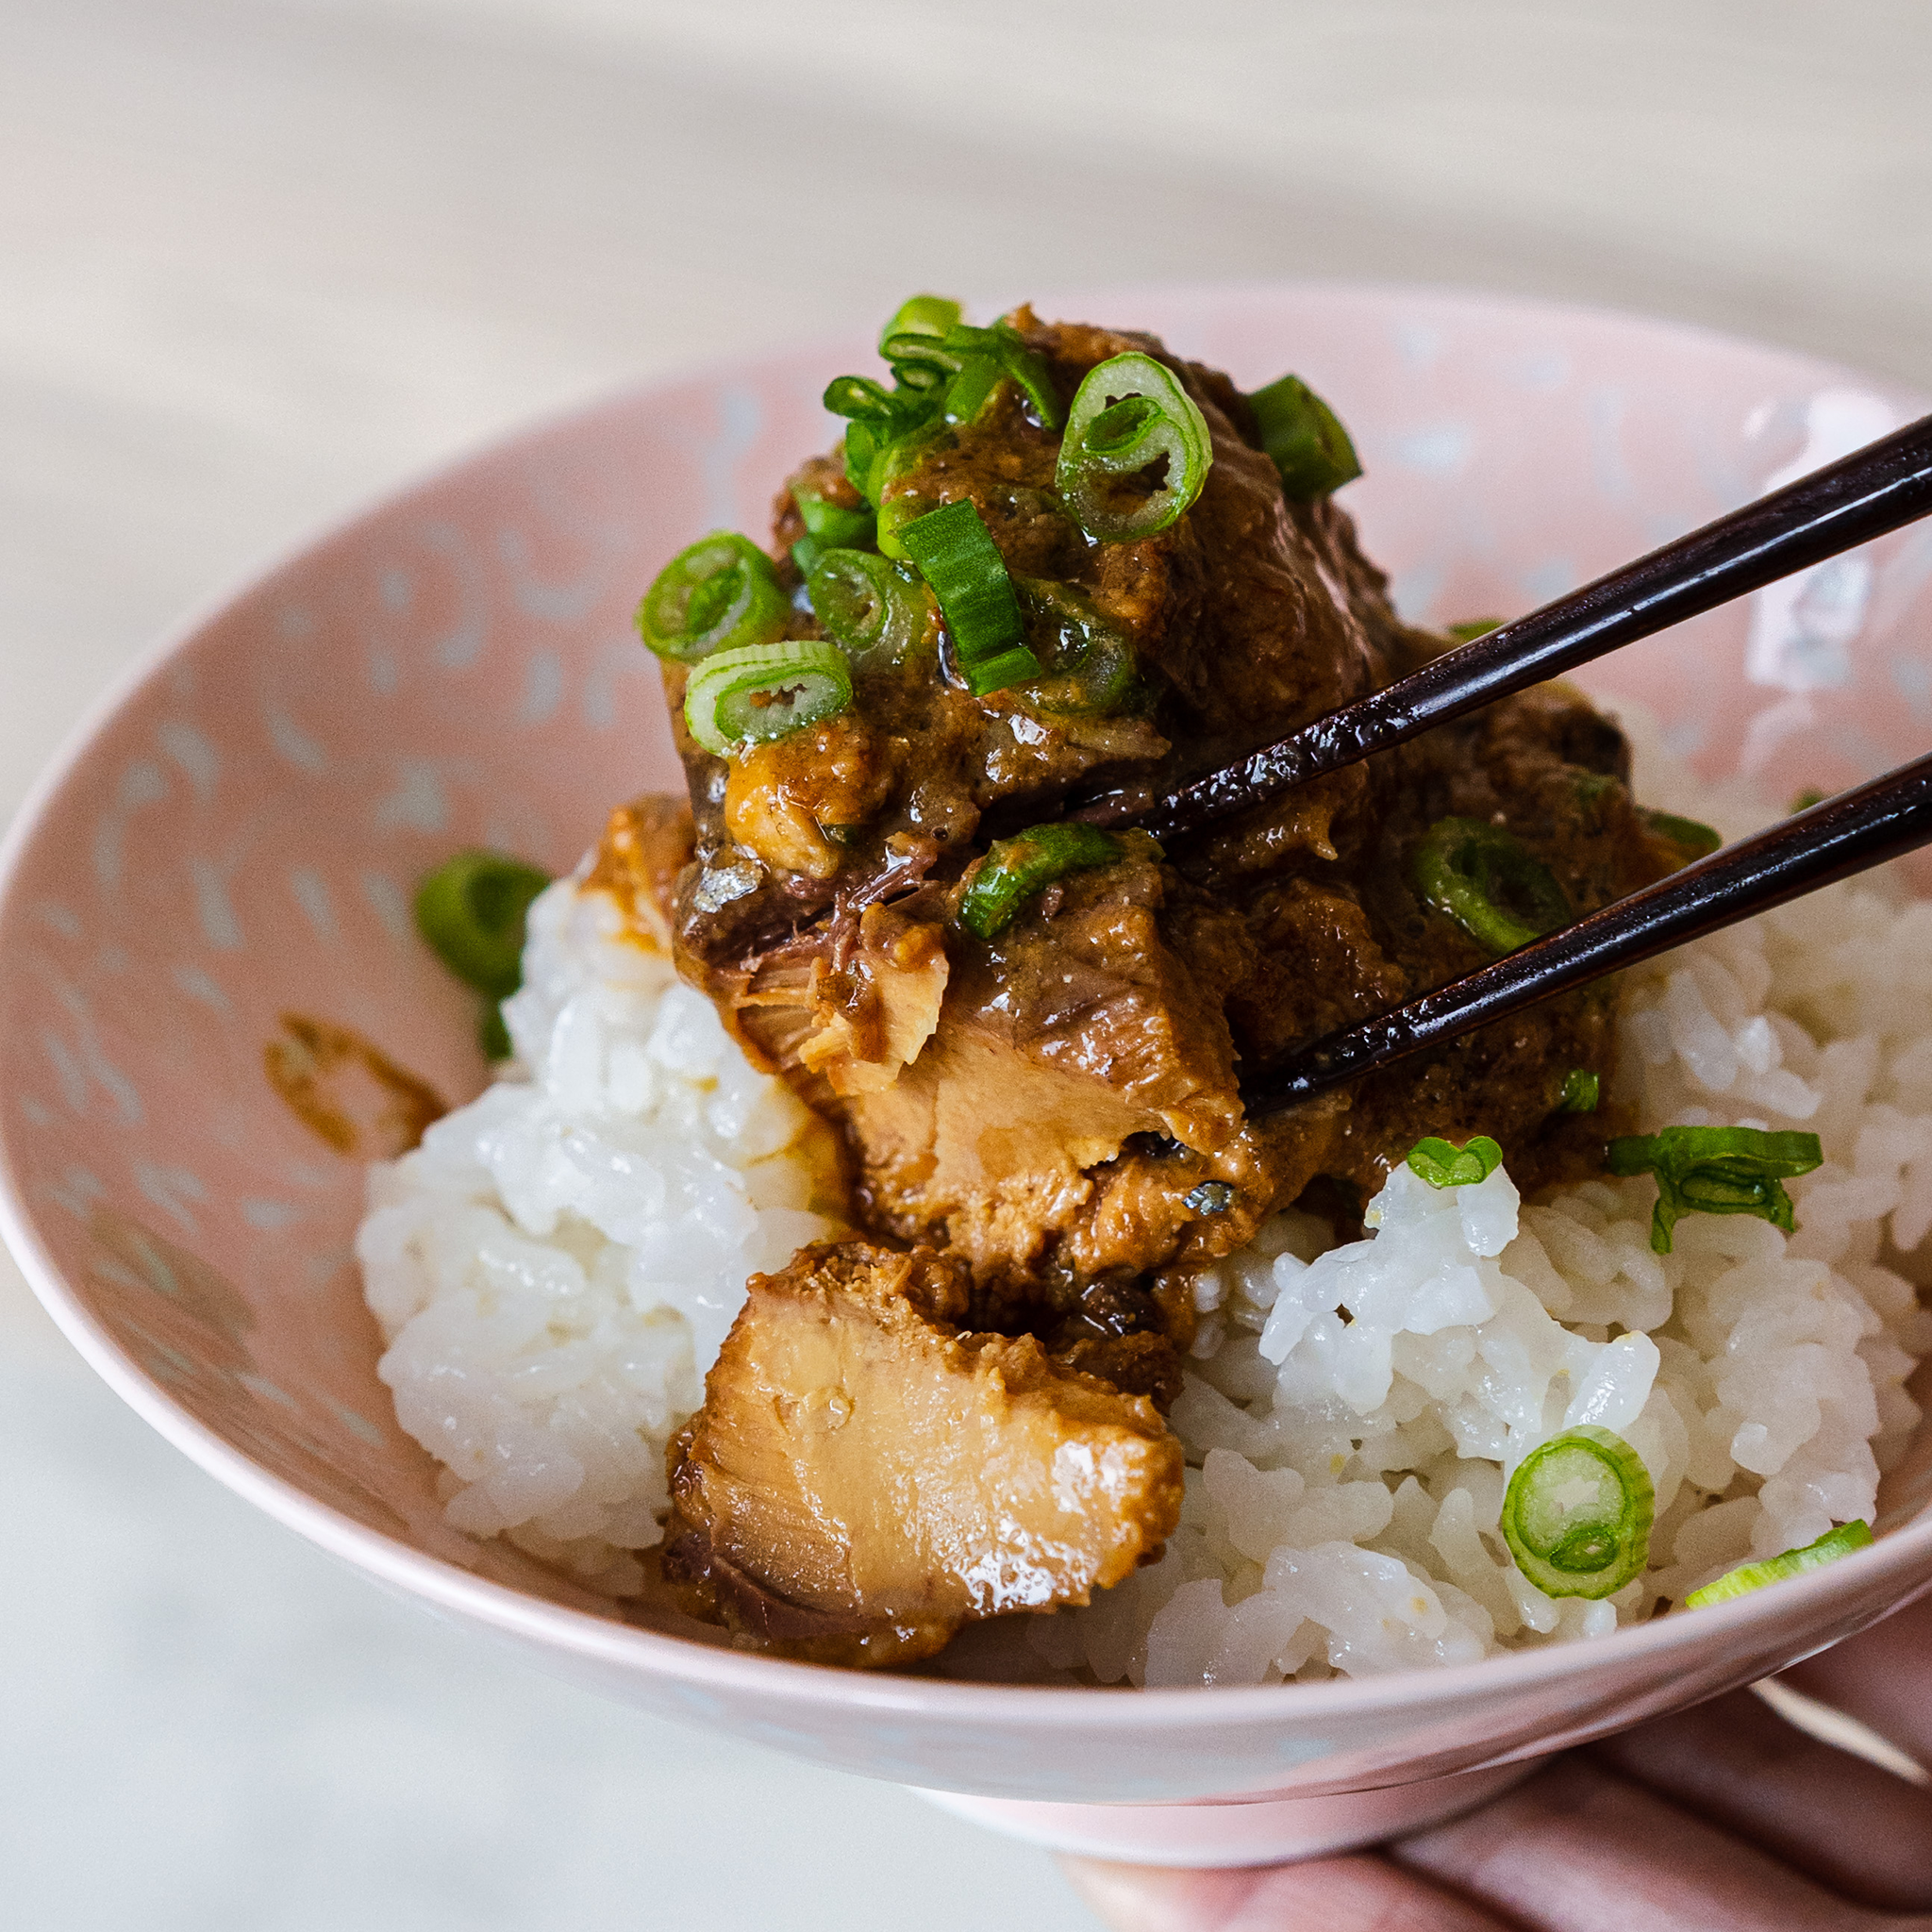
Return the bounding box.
[625,300,1716,1669]
[662,1242,1184,1667]
[646,308,1682,1320]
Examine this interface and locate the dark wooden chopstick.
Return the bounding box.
[1092,413,1932,842]
[1240,755,1932,1118]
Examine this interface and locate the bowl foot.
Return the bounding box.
[913,1757,1539,1867]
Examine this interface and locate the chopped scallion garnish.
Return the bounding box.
[806,549,931,669]
[414,851,553,1060]
[1411,817,1572,955]
[1247,373,1362,500]
[636,533,790,664]
[962,644,1049,698]
[1640,807,1724,863]
[825,297,1063,512]
[958,824,1142,941]
[1684,1520,1873,1607]
[790,481,875,579]
[824,375,940,506]
[682,638,854,757]
[895,500,1041,695]
[1501,1426,1654,1599]
[1447,617,1505,643]
[1559,1069,1600,1113]
[1057,352,1212,541]
[1013,579,1141,717]
[1607,1125,1824,1255]
[878,308,1061,428]
[1406,1136,1504,1189]
[875,294,963,391]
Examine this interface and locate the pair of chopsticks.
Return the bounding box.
[1086,412,1932,1116]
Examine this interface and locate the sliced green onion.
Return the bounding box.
[874,425,948,559]
[795,490,875,549]
[1502,1426,1654,1599]
[1790,787,1826,813]
[1057,352,1212,541]
[1412,817,1573,954]
[1640,808,1724,862]
[806,549,931,668]
[1014,580,1141,717]
[878,311,1061,428]
[962,644,1047,698]
[876,294,964,391]
[958,323,1062,428]
[1248,374,1362,500]
[1448,617,1505,643]
[683,638,853,757]
[1607,1125,1824,1255]
[958,824,1137,941]
[896,499,1041,694]
[1559,1069,1601,1113]
[478,1006,512,1060]
[1684,1520,1874,1608]
[415,851,552,1004]
[824,375,942,505]
[637,533,789,664]
[1406,1136,1504,1189]
[941,352,1006,427]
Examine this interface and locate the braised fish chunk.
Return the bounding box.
[664,1241,1185,1666]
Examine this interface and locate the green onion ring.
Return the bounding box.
[941,353,1006,426]
[1247,373,1363,500]
[958,824,1136,941]
[824,375,943,505]
[807,549,931,669]
[875,294,964,391]
[879,315,1062,429]
[1684,1520,1873,1607]
[1411,817,1573,955]
[1607,1125,1824,1254]
[683,638,854,757]
[636,532,790,664]
[791,480,875,555]
[1559,1069,1600,1113]
[414,851,552,1002]
[896,499,1041,695]
[1501,1425,1654,1599]
[1056,352,1213,541]
[1013,579,1141,717]
[874,425,950,558]
[1406,1135,1504,1189]
[1640,807,1724,862]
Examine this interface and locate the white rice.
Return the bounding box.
[358,738,1932,1670]
[355,874,841,1595]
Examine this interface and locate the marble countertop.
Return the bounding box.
[4,2,1929,1924]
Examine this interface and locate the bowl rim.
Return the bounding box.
[4,275,1930,1728]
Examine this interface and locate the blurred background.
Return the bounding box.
[3,2,1929,1924]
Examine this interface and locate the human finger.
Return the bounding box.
[1392,1752,1907,1931]
[1782,1589,1932,1773]
[1058,1850,1515,1932]
[1584,1687,1932,1911]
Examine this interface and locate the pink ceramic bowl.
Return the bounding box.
[5,285,1932,1867]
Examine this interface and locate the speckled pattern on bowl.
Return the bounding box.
[5,285,1932,1863]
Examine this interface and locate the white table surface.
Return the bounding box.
[4,3,1930,1924]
